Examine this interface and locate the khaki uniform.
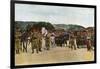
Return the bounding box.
[86,36,92,51]
[45,36,50,50]
[15,38,20,54]
[38,37,42,52]
[15,31,21,54]
[31,36,38,53]
[69,34,77,50]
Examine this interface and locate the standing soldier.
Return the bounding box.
[31,32,39,53]
[37,33,42,52]
[69,32,77,50]
[15,28,21,54]
[41,27,48,50]
[63,32,69,47]
[45,34,50,50]
[86,30,92,51]
[50,33,56,48]
[21,32,28,53]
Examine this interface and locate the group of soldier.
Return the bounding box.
[15,27,55,54]
[15,27,93,54]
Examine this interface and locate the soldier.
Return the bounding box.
[15,29,21,54]
[63,32,70,47]
[41,27,48,50]
[86,31,92,51]
[21,32,28,53]
[37,33,42,52]
[50,33,56,48]
[31,32,39,53]
[15,37,21,54]
[45,35,50,50]
[69,32,77,50]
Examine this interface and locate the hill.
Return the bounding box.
[53,24,85,31]
[15,21,86,32]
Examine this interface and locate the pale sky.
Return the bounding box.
[15,4,94,27]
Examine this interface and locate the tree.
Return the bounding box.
[31,22,55,31]
[26,24,32,32]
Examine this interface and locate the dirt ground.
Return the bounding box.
[15,46,94,66]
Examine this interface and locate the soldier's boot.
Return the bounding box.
[16,50,18,54]
[32,49,34,53]
[71,45,73,50]
[39,48,42,52]
[74,45,77,50]
[36,49,39,53]
[74,47,76,50]
[23,46,27,53]
[69,45,71,48]
[47,48,50,50]
[25,44,28,53]
[25,48,27,53]
[88,46,91,51]
[25,46,27,53]
[16,50,19,54]
[47,46,50,50]
[23,49,25,52]
[23,46,26,52]
[77,46,79,49]
[18,49,20,54]
[61,44,63,47]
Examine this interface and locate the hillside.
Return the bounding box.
[15,21,55,31]
[53,24,85,31]
[15,21,87,32]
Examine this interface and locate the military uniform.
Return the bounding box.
[15,31,21,54]
[45,36,50,50]
[31,34,39,53]
[15,38,20,54]
[86,36,92,51]
[38,37,42,52]
[69,34,77,50]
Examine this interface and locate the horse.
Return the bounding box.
[55,32,69,47]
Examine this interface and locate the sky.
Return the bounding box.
[15,4,94,27]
